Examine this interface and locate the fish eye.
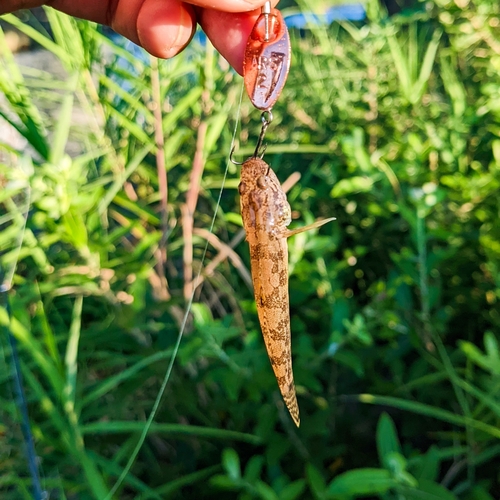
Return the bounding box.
[238,181,247,195]
[257,176,268,189]
[276,203,292,226]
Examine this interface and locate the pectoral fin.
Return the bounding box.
[284,217,336,238]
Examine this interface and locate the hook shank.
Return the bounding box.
[230,110,274,165]
[253,110,273,159]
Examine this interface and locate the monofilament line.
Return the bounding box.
[2,170,31,292]
[106,83,244,499]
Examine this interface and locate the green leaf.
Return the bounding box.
[330,176,374,198]
[222,448,241,481]
[465,485,495,500]
[358,394,500,439]
[64,295,83,411]
[105,104,151,144]
[243,455,264,482]
[333,350,365,377]
[377,412,402,470]
[210,474,240,490]
[280,480,307,500]
[97,144,154,215]
[0,30,49,159]
[1,11,73,65]
[191,302,214,327]
[62,207,88,249]
[412,445,440,482]
[385,453,417,487]
[459,340,500,375]
[255,481,279,500]
[0,307,64,395]
[413,30,442,101]
[396,479,456,500]
[154,465,221,496]
[163,87,203,132]
[99,73,154,122]
[48,72,78,166]
[307,463,327,500]
[326,468,396,497]
[82,350,174,407]
[484,331,499,361]
[82,421,262,444]
[44,8,86,69]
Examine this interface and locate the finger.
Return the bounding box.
[0,0,272,17]
[48,0,196,59]
[198,9,257,76]
[44,0,116,25]
[185,0,270,12]
[136,0,196,58]
[198,0,279,75]
[0,1,43,15]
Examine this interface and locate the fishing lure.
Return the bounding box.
[243,2,291,111]
[236,2,335,426]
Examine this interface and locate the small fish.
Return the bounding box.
[239,157,334,427]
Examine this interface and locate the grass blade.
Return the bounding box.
[356,394,500,439]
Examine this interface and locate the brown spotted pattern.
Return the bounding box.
[239,157,300,426]
[239,157,335,426]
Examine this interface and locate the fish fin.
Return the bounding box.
[284,217,336,238]
[283,387,300,427]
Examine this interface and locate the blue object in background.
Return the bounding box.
[326,3,366,22]
[284,3,366,29]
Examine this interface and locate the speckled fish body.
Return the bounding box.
[239,157,300,426]
[239,157,335,426]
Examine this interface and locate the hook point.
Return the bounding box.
[230,146,244,165]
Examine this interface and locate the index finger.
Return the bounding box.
[185,0,271,12]
[197,0,279,75]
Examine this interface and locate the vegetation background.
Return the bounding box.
[1,0,499,498]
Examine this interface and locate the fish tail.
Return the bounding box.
[282,384,300,427]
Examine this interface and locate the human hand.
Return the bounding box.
[0,0,279,75]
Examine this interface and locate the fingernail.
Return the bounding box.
[163,7,194,57]
[243,0,268,5]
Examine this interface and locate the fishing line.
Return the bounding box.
[1,175,46,500]
[2,177,30,290]
[106,82,245,499]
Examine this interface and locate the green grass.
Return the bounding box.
[1,1,500,498]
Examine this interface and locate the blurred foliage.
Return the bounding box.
[1,0,500,498]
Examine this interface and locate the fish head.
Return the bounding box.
[239,157,291,234]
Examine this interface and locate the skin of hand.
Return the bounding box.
[0,0,279,75]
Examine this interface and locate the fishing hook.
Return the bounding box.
[229,146,243,165]
[253,109,273,159]
[229,110,273,165]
